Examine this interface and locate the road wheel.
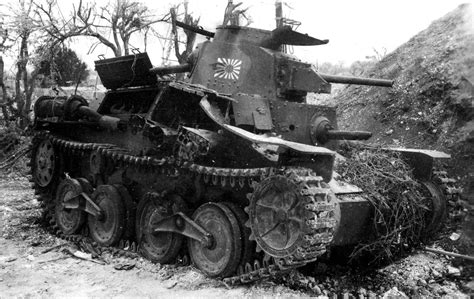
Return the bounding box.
[136,193,185,263]
[88,185,125,246]
[188,202,242,278]
[55,178,86,235]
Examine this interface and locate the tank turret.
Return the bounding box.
[156,23,393,97]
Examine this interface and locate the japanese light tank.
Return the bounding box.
[30,14,451,283]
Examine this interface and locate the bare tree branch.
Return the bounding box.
[36,0,171,57]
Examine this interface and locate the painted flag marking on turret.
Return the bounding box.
[214,58,242,80]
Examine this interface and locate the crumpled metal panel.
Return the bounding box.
[232,93,272,130]
[222,124,335,155]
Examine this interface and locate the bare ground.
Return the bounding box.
[0,175,472,298]
[0,178,307,298]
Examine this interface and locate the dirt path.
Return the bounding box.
[0,178,305,298]
[1,238,296,298]
[0,177,471,298]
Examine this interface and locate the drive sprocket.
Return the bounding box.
[245,168,339,264]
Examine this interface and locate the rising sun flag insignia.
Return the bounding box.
[214,58,242,80]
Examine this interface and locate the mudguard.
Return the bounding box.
[386,148,450,180]
[200,96,335,157]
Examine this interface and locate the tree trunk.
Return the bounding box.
[0,56,9,125]
[14,32,33,128]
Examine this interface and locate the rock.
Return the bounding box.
[382,287,408,299]
[417,279,427,286]
[368,291,377,299]
[385,129,394,135]
[358,287,367,296]
[449,232,461,241]
[464,280,474,292]
[166,281,177,289]
[311,284,322,295]
[431,269,442,278]
[447,266,461,276]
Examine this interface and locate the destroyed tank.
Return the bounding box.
[30,21,452,282]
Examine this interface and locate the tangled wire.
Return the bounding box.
[336,144,430,264]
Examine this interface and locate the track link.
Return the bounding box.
[31,132,335,286]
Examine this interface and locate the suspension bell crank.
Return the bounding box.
[63,192,104,220]
[153,212,214,248]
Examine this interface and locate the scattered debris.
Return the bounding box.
[37,256,69,264]
[40,243,68,254]
[63,248,106,265]
[446,266,461,277]
[114,263,135,271]
[166,281,178,289]
[0,256,17,263]
[424,247,474,261]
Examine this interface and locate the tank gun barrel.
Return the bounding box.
[311,117,372,144]
[320,74,393,87]
[149,63,192,76]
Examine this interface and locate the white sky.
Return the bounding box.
[1,0,473,72]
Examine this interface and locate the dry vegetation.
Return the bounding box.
[336,145,429,264]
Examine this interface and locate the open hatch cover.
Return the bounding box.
[95,52,157,90]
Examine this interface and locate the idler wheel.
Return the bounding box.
[88,185,125,246]
[136,193,185,263]
[188,202,242,278]
[55,178,86,234]
[422,181,447,234]
[32,138,57,188]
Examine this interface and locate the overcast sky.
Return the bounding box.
[170,0,472,65]
[1,0,473,72]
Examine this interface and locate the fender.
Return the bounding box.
[386,148,450,180]
[200,96,335,157]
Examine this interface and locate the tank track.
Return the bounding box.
[30,131,336,287]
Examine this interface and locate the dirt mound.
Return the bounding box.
[332,3,473,258]
[334,3,473,186]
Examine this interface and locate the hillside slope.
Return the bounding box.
[334,4,473,188]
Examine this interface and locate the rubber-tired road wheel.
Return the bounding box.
[88,185,125,246]
[188,202,242,278]
[136,193,185,264]
[55,178,86,235]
